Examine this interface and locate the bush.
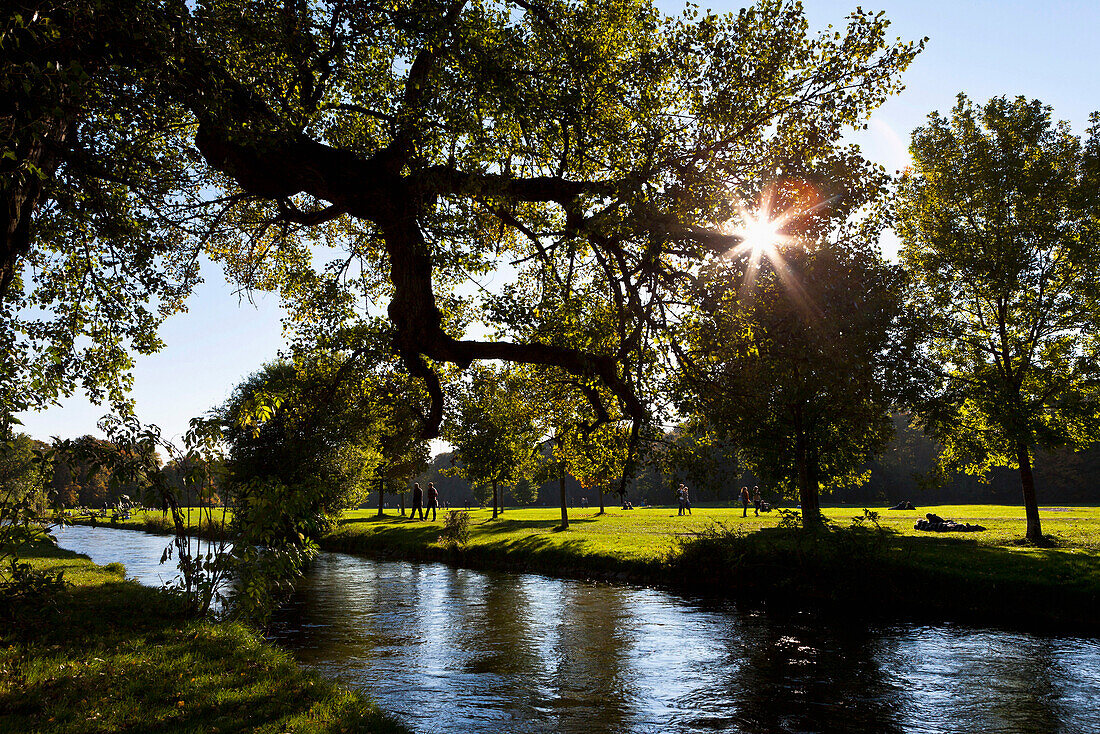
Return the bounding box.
[439,510,471,550]
[671,509,897,607]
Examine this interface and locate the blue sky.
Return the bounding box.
[16,0,1100,444]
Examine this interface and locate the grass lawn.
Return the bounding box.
[328,502,1100,561]
[0,539,407,734]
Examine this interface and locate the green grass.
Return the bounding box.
[0,539,407,734]
[329,502,1100,559]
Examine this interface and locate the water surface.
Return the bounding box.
[56,525,1100,733]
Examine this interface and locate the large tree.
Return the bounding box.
[1,1,205,413]
[4,0,922,437]
[676,233,912,526]
[896,95,1100,543]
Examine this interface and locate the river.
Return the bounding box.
[55,524,1100,734]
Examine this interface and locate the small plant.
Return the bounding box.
[439,510,471,550]
[775,508,803,530]
[849,508,881,529]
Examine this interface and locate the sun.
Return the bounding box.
[736,207,788,255]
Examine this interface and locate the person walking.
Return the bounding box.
[676,484,685,516]
[682,484,692,515]
[753,486,762,516]
[739,486,750,517]
[412,482,425,520]
[426,481,439,521]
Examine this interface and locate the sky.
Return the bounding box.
[14,0,1100,445]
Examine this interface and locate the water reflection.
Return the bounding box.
[54,526,1100,734]
[269,553,1100,734]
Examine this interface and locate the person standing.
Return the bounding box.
[426,481,439,521]
[682,484,692,515]
[753,486,762,516]
[739,486,750,518]
[412,482,425,520]
[676,484,685,516]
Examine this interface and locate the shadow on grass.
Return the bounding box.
[336,513,601,534]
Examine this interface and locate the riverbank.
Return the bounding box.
[69,505,1100,632]
[322,505,1100,632]
[0,538,407,733]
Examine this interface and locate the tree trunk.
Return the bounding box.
[598,486,605,515]
[559,460,569,530]
[400,492,405,516]
[492,480,498,520]
[794,409,822,528]
[1016,440,1044,543]
[377,477,384,518]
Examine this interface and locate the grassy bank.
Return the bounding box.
[62,508,232,540]
[69,504,1100,630]
[0,538,406,733]
[323,504,1100,630]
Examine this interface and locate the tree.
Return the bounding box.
[651,422,742,502]
[2,1,205,414]
[557,421,633,514]
[895,95,1100,543]
[6,0,920,439]
[677,235,911,526]
[219,355,409,533]
[444,366,539,519]
[0,431,48,513]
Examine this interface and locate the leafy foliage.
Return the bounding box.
[677,236,913,525]
[439,509,471,550]
[444,365,540,516]
[896,94,1100,541]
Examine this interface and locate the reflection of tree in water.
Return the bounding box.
[718,613,905,734]
[459,571,539,676]
[972,636,1062,732]
[542,583,634,734]
[267,554,392,664]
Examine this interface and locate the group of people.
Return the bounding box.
[675,484,692,515]
[738,485,763,516]
[674,484,765,516]
[410,481,440,521]
[411,480,767,518]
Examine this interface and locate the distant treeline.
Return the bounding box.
[10,421,1098,512]
[3,434,221,510]
[404,416,1100,510]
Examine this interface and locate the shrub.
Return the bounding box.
[439,511,471,550]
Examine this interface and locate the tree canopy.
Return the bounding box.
[896,94,1100,543]
[3,0,922,442]
[676,233,911,524]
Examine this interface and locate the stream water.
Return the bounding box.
[55,524,1100,734]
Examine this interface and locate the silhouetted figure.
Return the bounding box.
[740,486,750,517]
[412,482,425,520]
[682,484,692,515]
[426,481,439,521]
[753,486,762,516]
